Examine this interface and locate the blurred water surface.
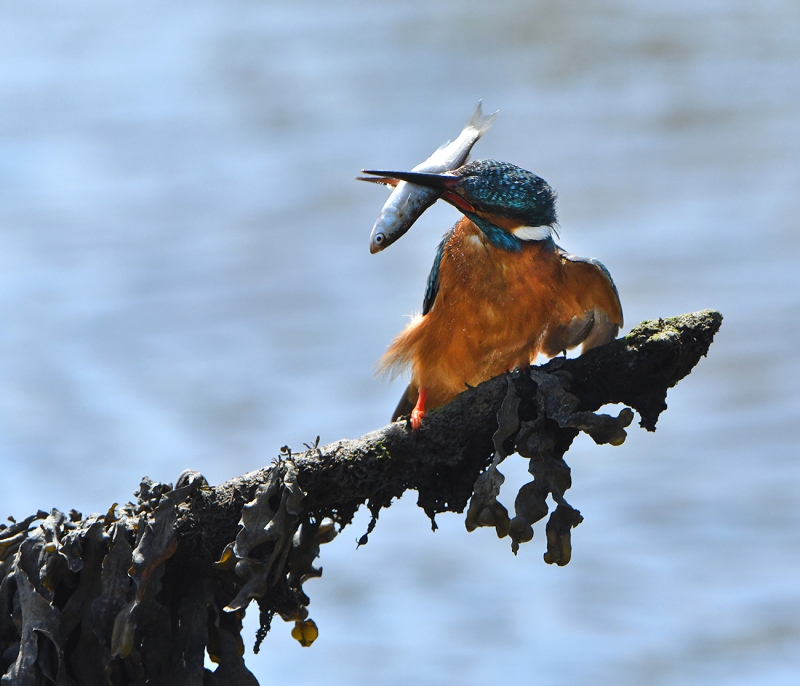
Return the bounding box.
[1,1,799,684]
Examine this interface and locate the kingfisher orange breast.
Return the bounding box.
[379,216,564,411]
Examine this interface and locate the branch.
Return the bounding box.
[0,310,721,685]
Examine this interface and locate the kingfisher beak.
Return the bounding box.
[359,170,475,213]
[355,175,400,187]
[360,169,457,189]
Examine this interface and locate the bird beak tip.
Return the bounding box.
[357,175,399,187]
[361,170,456,191]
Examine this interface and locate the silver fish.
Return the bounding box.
[359,101,498,254]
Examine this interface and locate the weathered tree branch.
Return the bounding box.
[0,310,721,686]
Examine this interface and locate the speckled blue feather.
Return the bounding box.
[453,159,557,228]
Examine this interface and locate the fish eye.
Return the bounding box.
[375,234,384,244]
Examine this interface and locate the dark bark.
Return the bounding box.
[0,310,721,685]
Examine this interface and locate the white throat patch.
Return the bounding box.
[512,225,552,241]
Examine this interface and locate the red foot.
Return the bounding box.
[411,387,428,432]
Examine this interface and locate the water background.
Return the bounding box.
[1,1,799,684]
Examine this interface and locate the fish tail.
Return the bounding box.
[466,100,498,136]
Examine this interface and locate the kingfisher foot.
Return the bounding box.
[410,387,428,432]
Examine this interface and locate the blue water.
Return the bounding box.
[1,1,798,684]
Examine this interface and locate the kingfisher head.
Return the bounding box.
[361,159,557,250]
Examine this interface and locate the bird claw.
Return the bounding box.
[409,387,428,432]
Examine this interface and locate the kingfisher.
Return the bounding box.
[362,159,623,431]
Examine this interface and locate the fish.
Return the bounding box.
[358,101,498,254]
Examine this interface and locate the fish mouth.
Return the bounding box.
[369,230,387,253]
[360,170,475,213]
[369,223,405,253]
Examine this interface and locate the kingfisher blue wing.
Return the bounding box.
[422,229,452,315]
